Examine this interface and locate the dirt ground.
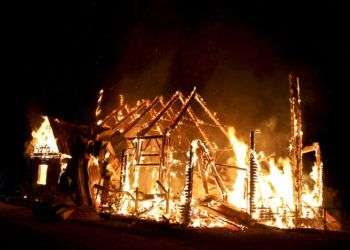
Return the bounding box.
[0,202,349,250]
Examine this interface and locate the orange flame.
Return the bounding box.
[31,116,59,155]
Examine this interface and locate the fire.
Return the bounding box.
[225,124,325,228]
[92,84,327,230]
[301,163,323,219]
[30,116,60,185]
[104,137,231,228]
[226,126,294,227]
[26,77,329,231]
[31,116,59,156]
[227,127,248,210]
[95,89,104,125]
[29,116,70,186]
[254,156,295,228]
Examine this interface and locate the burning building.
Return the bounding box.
[25,75,340,230]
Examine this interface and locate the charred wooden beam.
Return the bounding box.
[137,91,180,136]
[179,143,195,226]
[120,149,127,192]
[116,101,149,130]
[289,73,303,225]
[140,153,160,157]
[302,142,324,215]
[198,159,209,195]
[179,92,215,150]
[96,102,148,141]
[166,87,197,133]
[77,158,90,206]
[215,163,247,171]
[101,103,126,127]
[158,135,167,183]
[209,162,227,200]
[156,180,170,214]
[127,135,164,140]
[122,96,160,134]
[195,93,230,139]
[95,89,104,123]
[159,96,176,121]
[194,140,228,199]
[135,187,139,215]
[249,130,258,217]
[102,95,127,124]
[136,163,161,166]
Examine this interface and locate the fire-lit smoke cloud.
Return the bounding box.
[98,22,325,155]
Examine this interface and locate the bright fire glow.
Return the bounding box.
[30,116,64,186]
[226,126,323,228]
[89,89,326,230]
[31,116,59,155]
[227,127,248,210]
[37,163,48,185]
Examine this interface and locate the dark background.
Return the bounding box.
[3,1,349,213]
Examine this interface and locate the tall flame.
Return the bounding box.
[254,157,295,228]
[31,116,59,155]
[227,127,248,210]
[226,125,323,228]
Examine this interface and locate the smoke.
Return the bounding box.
[98,22,323,156]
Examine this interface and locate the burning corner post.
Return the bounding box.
[249,130,259,218]
[289,74,303,226]
[179,142,196,226]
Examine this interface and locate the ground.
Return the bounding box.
[0,202,349,250]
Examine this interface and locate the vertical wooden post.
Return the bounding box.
[120,149,127,190]
[159,135,167,183]
[289,74,303,226]
[198,161,209,195]
[180,143,195,226]
[135,187,139,216]
[323,207,327,231]
[249,130,258,217]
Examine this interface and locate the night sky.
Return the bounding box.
[4,1,350,212]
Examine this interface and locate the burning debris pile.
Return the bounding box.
[25,75,340,230]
